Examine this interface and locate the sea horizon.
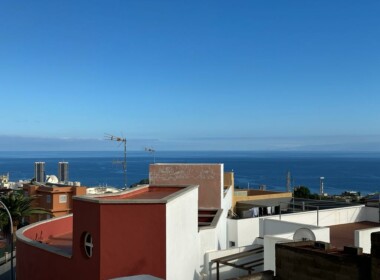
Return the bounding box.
[0,150,379,196]
[1,150,380,158]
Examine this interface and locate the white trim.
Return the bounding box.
[84,232,93,258]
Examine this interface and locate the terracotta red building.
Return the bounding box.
[23,183,87,223]
[17,164,234,280]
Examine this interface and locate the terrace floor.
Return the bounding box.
[99,186,183,200]
[329,221,380,249]
[43,232,73,255]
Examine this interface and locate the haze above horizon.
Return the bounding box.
[1,1,379,151]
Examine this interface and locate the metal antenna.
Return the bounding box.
[144,147,156,163]
[105,134,127,188]
[286,171,292,192]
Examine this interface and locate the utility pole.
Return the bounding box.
[105,134,127,188]
[320,177,325,196]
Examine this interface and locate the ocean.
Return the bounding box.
[0,151,380,195]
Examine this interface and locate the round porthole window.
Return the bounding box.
[84,232,93,258]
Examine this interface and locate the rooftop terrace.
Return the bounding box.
[17,184,205,258]
[98,186,184,200]
[42,232,72,255]
[329,221,380,249]
[17,215,74,258]
[76,185,197,204]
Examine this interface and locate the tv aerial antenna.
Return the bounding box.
[105,133,127,188]
[144,147,156,163]
[286,171,292,192]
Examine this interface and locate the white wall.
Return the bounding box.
[355,227,380,254]
[222,182,233,214]
[227,217,261,247]
[166,188,200,280]
[260,219,330,241]
[257,205,375,276]
[205,245,263,280]
[318,206,366,226]
[311,227,331,242]
[219,164,225,209]
[199,179,233,270]
[227,205,374,276]
[198,173,234,276]
[263,236,290,273]
[216,211,227,250]
[365,207,379,223]
[227,219,238,248]
[262,223,330,274]
[217,183,233,250]
[268,211,319,226]
[198,227,218,276]
[266,205,368,227]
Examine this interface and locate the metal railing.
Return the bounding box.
[279,200,320,226]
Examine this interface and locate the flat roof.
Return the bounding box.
[98,186,183,200]
[75,185,198,204]
[329,221,380,249]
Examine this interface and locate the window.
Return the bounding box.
[59,194,67,203]
[84,232,93,258]
[46,195,51,204]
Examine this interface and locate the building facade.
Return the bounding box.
[34,162,45,183]
[23,183,87,223]
[58,162,69,182]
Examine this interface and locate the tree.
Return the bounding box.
[0,191,47,237]
[130,178,149,188]
[294,186,311,198]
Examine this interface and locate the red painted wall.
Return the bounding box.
[72,200,102,279]
[17,203,101,280]
[73,200,166,280]
[99,203,166,279]
[17,216,74,280]
[17,198,167,280]
[17,241,73,280]
[23,215,73,242]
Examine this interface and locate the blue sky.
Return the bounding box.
[0,1,379,151]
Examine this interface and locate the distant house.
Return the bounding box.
[23,183,87,223]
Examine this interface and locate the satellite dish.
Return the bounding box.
[45,175,59,184]
[293,228,316,241]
